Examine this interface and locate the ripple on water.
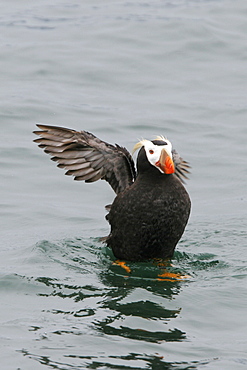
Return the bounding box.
[7,220,245,369]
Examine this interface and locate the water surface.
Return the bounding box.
[1,1,247,369]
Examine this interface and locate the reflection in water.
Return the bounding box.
[20,348,210,370]
[19,237,222,369]
[96,258,186,344]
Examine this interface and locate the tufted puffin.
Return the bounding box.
[33,125,191,262]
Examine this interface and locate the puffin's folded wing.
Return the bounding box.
[172,149,191,184]
[33,124,136,194]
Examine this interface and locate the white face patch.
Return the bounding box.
[142,139,173,173]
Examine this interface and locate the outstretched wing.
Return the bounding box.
[33,124,136,194]
[172,149,191,183]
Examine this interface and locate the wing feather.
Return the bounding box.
[33,124,136,194]
[172,149,191,183]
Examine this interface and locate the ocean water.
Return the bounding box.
[1,1,247,369]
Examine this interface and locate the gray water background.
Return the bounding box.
[1,1,247,369]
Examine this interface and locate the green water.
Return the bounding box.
[1,221,246,369]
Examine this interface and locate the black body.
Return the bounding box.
[107,147,191,261]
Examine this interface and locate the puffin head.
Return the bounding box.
[133,136,175,175]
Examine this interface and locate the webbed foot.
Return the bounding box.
[113,260,131,273]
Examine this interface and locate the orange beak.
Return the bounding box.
[155,148,175,174]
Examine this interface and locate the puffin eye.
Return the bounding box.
[149,149,154,154]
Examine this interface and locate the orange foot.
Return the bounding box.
[113,260,131,273]
[153,258,174,268]
[157,271,191,282]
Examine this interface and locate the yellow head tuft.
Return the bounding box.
[155,135,167,141]
[132,139,149,155]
